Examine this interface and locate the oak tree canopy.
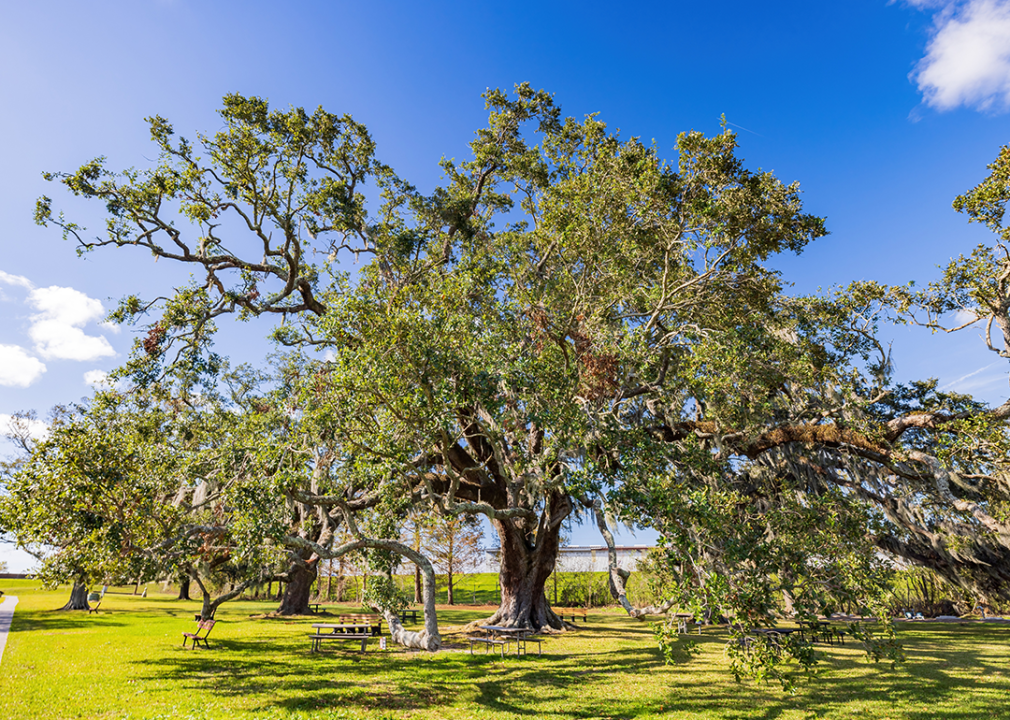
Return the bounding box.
[13,87,1010,683]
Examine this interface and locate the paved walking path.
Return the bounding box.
[0,596,18,667]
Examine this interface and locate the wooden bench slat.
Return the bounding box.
[554,607,588,623]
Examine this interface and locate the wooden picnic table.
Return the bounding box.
[796,619,845,645]
[400,608,420,623]
[671,612,698,634]
[733,625,804,653]
[751,626,803,636]
[310,622,374,652]
[472,625,542,656]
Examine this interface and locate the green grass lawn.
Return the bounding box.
[2,579,1009,719]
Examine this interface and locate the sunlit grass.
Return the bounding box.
[1,579,1009,719]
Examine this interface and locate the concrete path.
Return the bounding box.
[0,596,18,667]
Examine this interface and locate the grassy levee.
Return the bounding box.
[2,579,1010,719]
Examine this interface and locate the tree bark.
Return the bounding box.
[60,578,90,611]
[414,565,422,604]
[447,568,454,605]
[277,558,318,615]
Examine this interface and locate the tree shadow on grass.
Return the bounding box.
[655,625,1010,720]
[129,635,682,718]
[132,639,465,714]
[11,608,128,633]
[125,623,1010,719]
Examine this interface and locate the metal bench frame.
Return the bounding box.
[182,619,216,649]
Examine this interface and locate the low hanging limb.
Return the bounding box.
[588,496,677,619]
[285,533,442,651]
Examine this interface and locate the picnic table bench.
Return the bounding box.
[400,608,420,623]
[554,607,588,623]
[470,625,542,657]
[182,619,216,649]
[310,622,374,652]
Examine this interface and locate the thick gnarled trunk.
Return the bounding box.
[60,578,90,611]
[484,492,569,630]
[277,558,317,615]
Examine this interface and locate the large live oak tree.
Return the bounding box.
[28,87,1010,684]
[33,87,827,639]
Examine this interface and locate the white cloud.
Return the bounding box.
[27,286,115,361]
[83,369,110,387]
[912,0,1010,112]
[0,413,50,443]
[0,345,46,387]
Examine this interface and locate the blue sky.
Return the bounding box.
[2,0,1010,570]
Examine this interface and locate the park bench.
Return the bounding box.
[555,607,588,623]
[310,622,374,652]
[87,592,103,614]
[400,608,420,623]
[336,614,383,635]
[182,619,216,649]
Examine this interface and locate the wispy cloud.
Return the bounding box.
[0,345,46,387]
[911,0,1010,112]
[954,308,980,324]
[0,271,35,290]
[27,286,115,361]
[0,270,35,302]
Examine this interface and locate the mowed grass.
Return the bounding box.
[2,580,1010,719]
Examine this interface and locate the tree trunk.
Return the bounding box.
[200,592,215,620]
[177,575,192,601]
[447,568,454,605]
[60,578,90,611]
[483,492,569,630]
[277,559,317,615]
[414,565,422,604]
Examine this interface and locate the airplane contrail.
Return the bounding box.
[940,360,1004,391]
